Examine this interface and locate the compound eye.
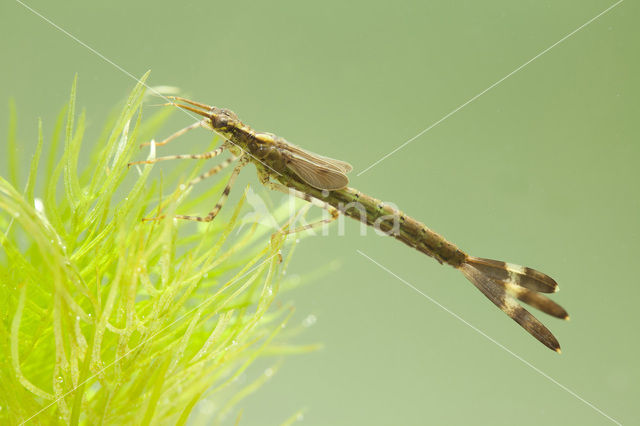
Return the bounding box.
[222,109,239,121]
[217,116,229,127]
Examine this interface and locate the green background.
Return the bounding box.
[1,0,638,424]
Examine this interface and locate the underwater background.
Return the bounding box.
[1,1,638,424]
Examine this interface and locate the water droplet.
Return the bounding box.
[13,212,20,218]
[204,273,208,278]
[267,287,273,296]
[179,184,186,190]
[295,239,300,243]
[56,376,63,383]
[76,316,80,321]
[231,340,237,346]
[302,314,317,327]
[264,368,273,377]
[297,413,304,421]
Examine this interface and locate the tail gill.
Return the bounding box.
[460,256,569,352]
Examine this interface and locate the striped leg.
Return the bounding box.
[128,144,226,167]
[186,156,237,187]
[141,155,240,223]
[175,160,246,222]
[260,175,339,234]
[140,120,206,148]
[284,204,339,235]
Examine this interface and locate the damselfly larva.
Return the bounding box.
[129,97,569,352]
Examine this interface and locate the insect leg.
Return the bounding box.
[283,205,339,235]
[140,119,206,148]
[175,159,246,222]
[128,144,227,167]
[260,175,339,234]
[186,156,237,187]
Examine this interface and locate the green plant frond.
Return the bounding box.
[24,118,44,204]
[0,75,317,425]
[63,75,83,212]
[45,106,68,184]
[7,98,20,188]
[281,407,308,426]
